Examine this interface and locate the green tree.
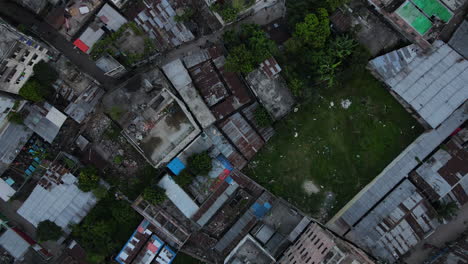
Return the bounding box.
[19,80,45,102]
[293,9,330,49]
[187,151,212,175]
[174,170,194,187]
[7,112,24,124]
[111,201,139,224]
[143,186,167,205]
[37,220,62,241]
[113,155,123,165]
[92,186,108,199]
[329,35,357,59]
[433,201,458,222]
[33,61,58,86]
[78,166,100,192]
[211,3,239,22]
[225,44,256,73]
[254,106,273,127]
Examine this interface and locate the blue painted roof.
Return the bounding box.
[225,176,233,184]
[216,154,233,171]
[167,158,185,175]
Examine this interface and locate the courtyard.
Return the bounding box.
[245,69,423,220]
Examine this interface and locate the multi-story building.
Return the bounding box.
[0,19,50,95]
[279,222,374,264]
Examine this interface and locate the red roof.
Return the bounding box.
[73,39,89,53]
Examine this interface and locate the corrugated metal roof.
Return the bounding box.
[17,172,97,232]
[97,4,127,31]
[369,41,468,128]
[158,174,199,218]
[0,228,30,259]
[23,103,66,143]
[347,180,439,261]
[327,101,468,236]
[448,20,468,59]
[220,113,265,160]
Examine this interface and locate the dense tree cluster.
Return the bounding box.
[37,220,63,241]
[78,166,100,192]
[143,186,167,205]
[223,24,277,73]
[19,61,57,102]
[187,151,212,175]
[72,197,141,263]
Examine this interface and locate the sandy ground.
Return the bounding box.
[403,202,468,263]
[303,180,320,194]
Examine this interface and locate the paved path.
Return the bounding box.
[403,203,468,263]
[0,0,118,89]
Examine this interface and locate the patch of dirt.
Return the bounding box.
[303,180,320,195]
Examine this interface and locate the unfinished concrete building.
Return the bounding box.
[366,0,466,49]
[103,68,200,168]
[246,57,295,120]
[0,20,50,94]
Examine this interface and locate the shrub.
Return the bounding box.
[174,170,194,187]
[143,186,167,205]
[19,79,45,102]
[113,155,123,165]
[254,106,273,127]
[187,151,212,175]
[7,112,24,124]
[78,166,100,192]
[37,220,62,241]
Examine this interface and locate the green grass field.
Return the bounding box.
[397,2,433,35]
[244,69,422,219]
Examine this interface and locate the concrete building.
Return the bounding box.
[95,54,127,78]
[448,19,468,59]
[0,20,50,95]
[102,68,200,168]
[368,40,468,128]
[246,57,295,120]
[279,222,374,264]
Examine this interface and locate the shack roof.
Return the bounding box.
[368,40,468,128]
[162,59,216,128]
[347,180,439,261]
[219,113,265,160]
[17,172,97,232]
[75,27,104,54]
[23,103,67,143]
[130,0,194,50]
[448,19,468,59]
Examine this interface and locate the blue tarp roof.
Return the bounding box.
[216,154,233,171]
[167,158,185,175]
[252,202,271,219]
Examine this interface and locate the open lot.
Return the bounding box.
[245,69,422,219]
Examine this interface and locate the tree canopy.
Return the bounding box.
[78,166,100,192]
[223,24,277,73]
[143,186,167,205]
[254,106,273,127]
[33,61,58,86]
[72,197,141,263]
[174,170,194,187]
[292,9,330,49]
[19,80,45,102]
[37,220,62,241]
[187,151,212,175]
